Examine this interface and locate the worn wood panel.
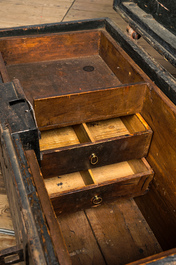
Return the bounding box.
[59,210,106,265]
[85,198,162,265]
[0,30,100,65]
[134,84,176,250]
[34,83,147,130]
[0,194,14,231]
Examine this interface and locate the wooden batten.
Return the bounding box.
[34,83,147,130]
[127,248,176,265]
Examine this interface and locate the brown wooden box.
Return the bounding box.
[0,18,176,265]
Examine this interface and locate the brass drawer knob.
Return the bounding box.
[89,153,98,165]
[92,195,102,205]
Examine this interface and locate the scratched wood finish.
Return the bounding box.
[0,30,148,129]
[59,210,106,265]
[85,198,162,264]
[1,1,176,264]
[128,248,176,265]
[0,31,100,65]
[58,198,161,265]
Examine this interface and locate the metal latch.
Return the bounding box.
[0,244,24,264]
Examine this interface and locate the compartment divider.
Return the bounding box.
[73,123,95,143]
[80,169,96,185]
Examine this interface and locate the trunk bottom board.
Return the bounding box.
[58,197,162,265]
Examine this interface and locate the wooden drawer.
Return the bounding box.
[44,157,153,214]
[40,113,152,178]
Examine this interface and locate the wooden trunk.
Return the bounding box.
[0,18,176,265]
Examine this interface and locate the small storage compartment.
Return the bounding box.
[45,158,153,214]
[0,29,147,131]
[40,113,152,177]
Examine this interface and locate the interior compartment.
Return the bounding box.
[0,29,146,130]
[26,150,160,265]
[1,23,176,265]
[39,114,150,151]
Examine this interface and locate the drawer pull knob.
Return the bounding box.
[92,195,102,205]
[90,153,98,165]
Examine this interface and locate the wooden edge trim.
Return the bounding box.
[25,150,72,265]
[0,52,10,83]
[136,113,153,132]
[127,248,176,265]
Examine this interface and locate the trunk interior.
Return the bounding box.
[0,27,176,264]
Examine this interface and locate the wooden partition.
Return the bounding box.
[34,83,147,130]
[136,84,176,250]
